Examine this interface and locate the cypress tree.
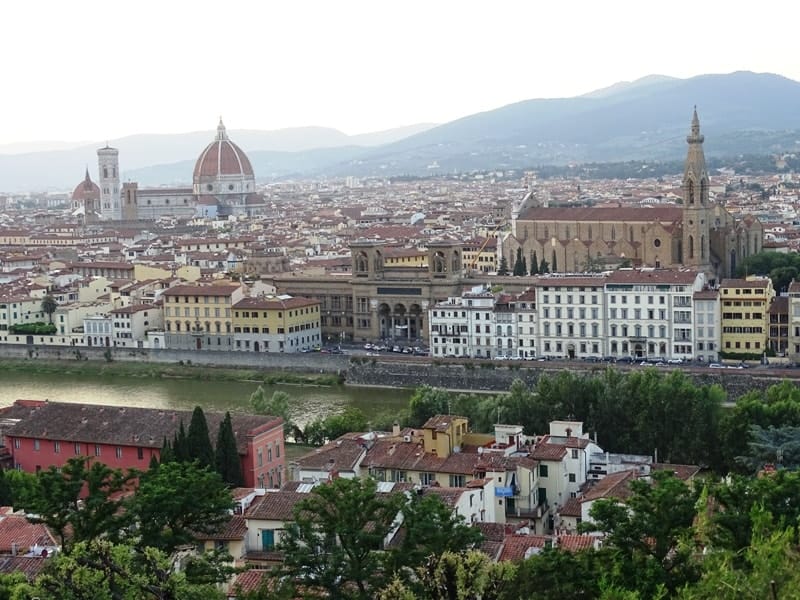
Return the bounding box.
[159,437,174,464]
[498,256,509,276]
[174,421,189,462]
[148,454,160,472]
[530,251,539,275]
[187,406,215,469]
[539,258,549,274]
[551,250,558,273]
[215,412,244,487]
[0,469,12,507]
[521,255,528,275]
[513,247,524,276]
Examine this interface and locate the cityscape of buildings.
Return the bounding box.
[0,111,797,363]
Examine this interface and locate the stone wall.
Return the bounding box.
[346,359,799,400]
[0,344,348,373]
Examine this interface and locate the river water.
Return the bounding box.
[0,371,413,427]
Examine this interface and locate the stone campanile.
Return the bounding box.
[681,107,712,274]
[97,145,121,220]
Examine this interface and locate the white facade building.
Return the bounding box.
[605,270,705,361]
[537,275,606,360]
[110,304,164,348]
[693,289,721,362]
[429,287,496,359]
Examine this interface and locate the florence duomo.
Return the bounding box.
[506,109,763,282]
[71,118,267,223]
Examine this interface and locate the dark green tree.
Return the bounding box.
[148,454,160,472]
[159,437,175,464]
[304,407,370,446]
[551,250,558,273]
[126,461,233,553]
[513,248,525,276]
[497,256,509,276]
[0,469,12,507]
[25,457,133,551]
[279,477,406,599]
[173,421,189,462]
[31,539,226,600]
[407,386,452,428]
[40,294,57,324]
[736,425,800,472]
[187,406,215,469]
[215,411,245,487]
[539,258,549,274]
[582,470,699,595]
[530,251,539,275]
[388,493,483,574]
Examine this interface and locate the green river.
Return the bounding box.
[0,371,413,427]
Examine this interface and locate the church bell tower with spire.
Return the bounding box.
[682,107,712,274]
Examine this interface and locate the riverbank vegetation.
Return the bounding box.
[297,369,800,476]
[0,358,343,386]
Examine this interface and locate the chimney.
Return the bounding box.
[392,422,401,437]
[565,427,572,438]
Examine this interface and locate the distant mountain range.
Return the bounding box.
[3,71,800,192]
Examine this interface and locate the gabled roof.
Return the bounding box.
[581,469,638,503]
[4,400,281,455]
[293,437,367,472]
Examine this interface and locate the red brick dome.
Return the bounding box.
[193,119,254,180]
[72,169,100,201]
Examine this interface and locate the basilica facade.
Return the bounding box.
[505,110,763,282]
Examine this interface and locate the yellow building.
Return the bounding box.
[421,414,469,458]
[232,295,321,353]
[720,276,775,356]
[463,237,499,274]
[383,247,427,268]
[161,283,244,350]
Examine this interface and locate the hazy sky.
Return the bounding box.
[3,0,799,144]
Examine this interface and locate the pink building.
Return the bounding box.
[1,400,284,489]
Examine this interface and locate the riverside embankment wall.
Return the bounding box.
[345,358,798,400]
[0,344,794,399]
[0,344,349,373]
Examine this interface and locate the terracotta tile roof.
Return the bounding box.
[4,400,281,455]
[559,496,582,518]
[233,296,319,311]
[245,491,307,521]
[474,522,509,542]
[421,487,466,509]
[363,440,480,476]
[293,438,366,472]
[519,206,682,223]
[422,414,466,432]
[499,534,551,561]
[0,514,56,553]
[531,443,567,461]
[581,469,638,503]
[162,284,241,297]
[651,463,701,480]
[229,569,269,596]
[693,290,719,300]
[195,515,247,541]
[720,278,770,289]
[0,556,49,581]
[558,534,597,552]
[606,269,700,285]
